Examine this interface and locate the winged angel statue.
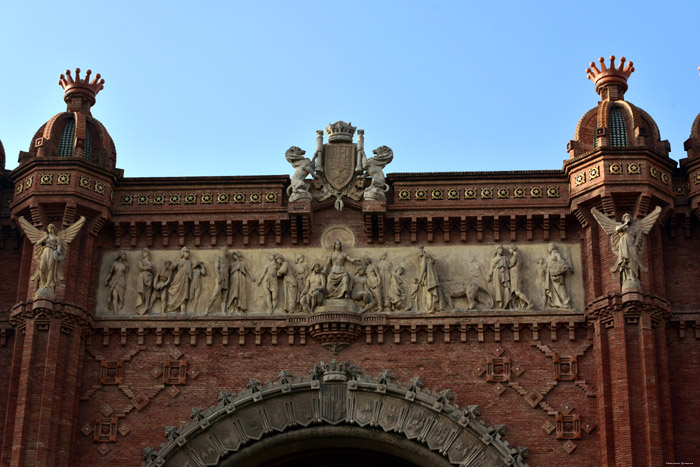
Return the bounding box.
[590,206,661,292]
[17,216,86,299]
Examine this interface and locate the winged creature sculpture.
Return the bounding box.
[17,216,86,299]
[590,206,661,292]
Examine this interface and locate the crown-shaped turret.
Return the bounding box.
[586,56,634,101]
[58,68,105,113]
[325,121,356,143]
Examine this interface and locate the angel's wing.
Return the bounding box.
[590,207,618,235]
[58,216,86,245]
[17,216,46,244]
[636,206,662,235]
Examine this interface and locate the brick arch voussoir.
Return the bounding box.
[144,363,529,467]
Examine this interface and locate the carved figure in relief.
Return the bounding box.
[258,254,281,314]
[535,258,547,306]
[104,251,128,315]
[361,145,394,201]
[227,251,252,314]
[17,216,86,299]
[153,261,174,314]
[377,252,393,307]
[167,247,193,313]
[417,246,443,312]
[363,256,383,312]
[188,260,206,312]
[285,146,317,202]
[544,243,572,309]
[295,255,309,291]
[465,257,494,310]
[388,266,408,311]
[300,263,325,313]
[488,245,511,309]
[136,248,156,315]
[591,206,662,292]
[351,267,376,313]
[409,278,420,311]
[276,255,299,313]
[323,240,358,299]
[508,246,533,310]
[205,248,230,315]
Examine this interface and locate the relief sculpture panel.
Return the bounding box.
[96,242,583,317]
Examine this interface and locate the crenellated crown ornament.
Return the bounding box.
[58,68,105,107]
[325,121,356,143]
[586,56,634,100]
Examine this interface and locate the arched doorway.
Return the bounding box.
[145,361,528,467]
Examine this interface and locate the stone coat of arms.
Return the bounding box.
[285,121,393,210]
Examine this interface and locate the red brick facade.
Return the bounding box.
[1,60,699,466]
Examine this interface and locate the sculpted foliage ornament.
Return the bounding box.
[591,206,662,293]
[18,215,86,300]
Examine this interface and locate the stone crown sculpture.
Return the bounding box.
[58,68,105,105]
[586,56,634,95]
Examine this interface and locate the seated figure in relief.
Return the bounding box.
[323,240,359,299]
[300,263,326,313]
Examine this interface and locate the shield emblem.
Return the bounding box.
[323,143,356,191]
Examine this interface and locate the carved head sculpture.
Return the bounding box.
[47,224,56,235]
[509,245,518,254]
[379,252,387,261]
[141,248,150,259]
[118,250,126,261]
[164,260,172,269]
[219,247,228,256]
[622,213,632,224]
[296,254,304,264]
[394,265,404,275]
[180,247,190,259]
[547,243,557,254]
[312,263,321,273]
[268,254,275,263]
[334,239,342,251]
[362,255,372,266]
[418,245,425,256]
[496,245,504,255]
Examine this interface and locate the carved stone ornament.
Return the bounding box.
[17,216,87,300]
[97,241,584,317]
[591,206,661,293]
[143,362,529,467]
[286,122,394,210]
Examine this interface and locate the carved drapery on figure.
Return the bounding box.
[136,248,155,315]
[104,251,128,314]
[489,245,511,309]
[17,215,86,300]
[323,240,357,299]
[227,251,251,313]
[591,206,661,293]
[543,243,572,309]
[167,247,193,313]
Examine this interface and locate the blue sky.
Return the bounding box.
[1,1,698,177]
